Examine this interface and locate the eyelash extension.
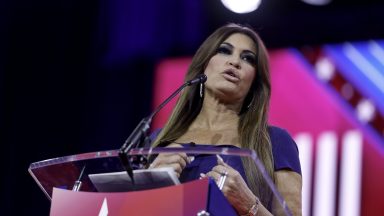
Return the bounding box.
[216,46,232,54]
[241,54,257,64]
[216,45,257,65]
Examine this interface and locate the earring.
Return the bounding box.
[200,83,204,98]
[246,95,254,109]
[247,101,252,109]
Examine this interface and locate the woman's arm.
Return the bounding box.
[204,157,272,216]
[206,157,302,216]
[273,170,302,216]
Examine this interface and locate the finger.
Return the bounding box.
[206,170,222,183]
[216,154,229,167]
[156,153,188,167]
[169,154,187,168]
[199,173,207,179]
[207,170,228,190]
[152,162,184,176]
[167,143,183,148]
[172,153,190,167]
[168,163,184,175]
[176,152,190,164]
[149,154,178,168]
[166,144,190,164]
[166,143,188,159]
[211,165,228,175]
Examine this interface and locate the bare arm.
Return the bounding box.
[273,170,302,216]
[206,158,302,216]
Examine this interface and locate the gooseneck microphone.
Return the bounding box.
[119,74,207,185]
[186,73,207,86]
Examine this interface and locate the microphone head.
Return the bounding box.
[186,74,208,86]
[198,74,207,83]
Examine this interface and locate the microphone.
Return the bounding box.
[186,74,207,86]
[118,73,207,185]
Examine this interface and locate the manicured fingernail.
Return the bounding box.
[216,154,224,162]
[188,156,195,163]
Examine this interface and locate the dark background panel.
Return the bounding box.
[1,0,384,215]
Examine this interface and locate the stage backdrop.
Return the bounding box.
[151,47,384,216]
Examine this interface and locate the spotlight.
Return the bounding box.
[221,0,262,14]
[356,99,375,123]
[301,0,332,6]
[315,57,335,82]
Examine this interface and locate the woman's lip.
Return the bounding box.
[223,69,239,78]
[222,69,240,82]
[222,72,240,82]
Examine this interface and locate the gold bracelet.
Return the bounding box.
[241,197,260,216]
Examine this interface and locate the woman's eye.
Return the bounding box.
[216,46,232,55]
[241,54,256,64]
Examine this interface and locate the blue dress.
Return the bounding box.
[150,126,301,184]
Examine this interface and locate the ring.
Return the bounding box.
[217,170,228,190]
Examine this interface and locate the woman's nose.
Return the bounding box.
[229,59,241,69]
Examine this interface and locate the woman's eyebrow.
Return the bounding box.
[243,50,257,57]
[221,42,256,56]
[220,42,233,48]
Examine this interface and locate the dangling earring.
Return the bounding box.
[247,100,252,109]
[246,95,254,110]
[200,83,204,98]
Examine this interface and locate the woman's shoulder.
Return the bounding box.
[268,125,291,139]
[268,126,297,148]
[268,125,302,175]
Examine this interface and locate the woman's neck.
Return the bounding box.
[189,94,241,131]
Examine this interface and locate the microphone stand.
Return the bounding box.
[118,74,207,185]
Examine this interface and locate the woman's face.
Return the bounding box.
[204,33,257,104]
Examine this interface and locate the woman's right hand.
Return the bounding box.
[148,143,190,178]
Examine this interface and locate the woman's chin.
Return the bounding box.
[208,88,244,103]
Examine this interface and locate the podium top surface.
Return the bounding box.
[29,147,253,198]
[29,146,292,215]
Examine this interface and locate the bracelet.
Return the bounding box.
[241,197,260,216]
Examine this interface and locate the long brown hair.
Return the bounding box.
[152,23,274,205]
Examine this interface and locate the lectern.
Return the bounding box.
[29,147,292,215]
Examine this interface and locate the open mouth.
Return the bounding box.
[223,69,240,81]
[226,70,237,77]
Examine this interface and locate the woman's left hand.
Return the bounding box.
[203,155,257,215]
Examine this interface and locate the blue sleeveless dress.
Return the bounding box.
[149,126,301,184]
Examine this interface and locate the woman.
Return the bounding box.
[149,23,302,216]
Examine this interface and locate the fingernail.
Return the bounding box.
[188,156,195,163]
[200,173,206,178]
[216,154,224,162]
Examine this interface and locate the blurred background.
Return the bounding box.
[1,0,384,215]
